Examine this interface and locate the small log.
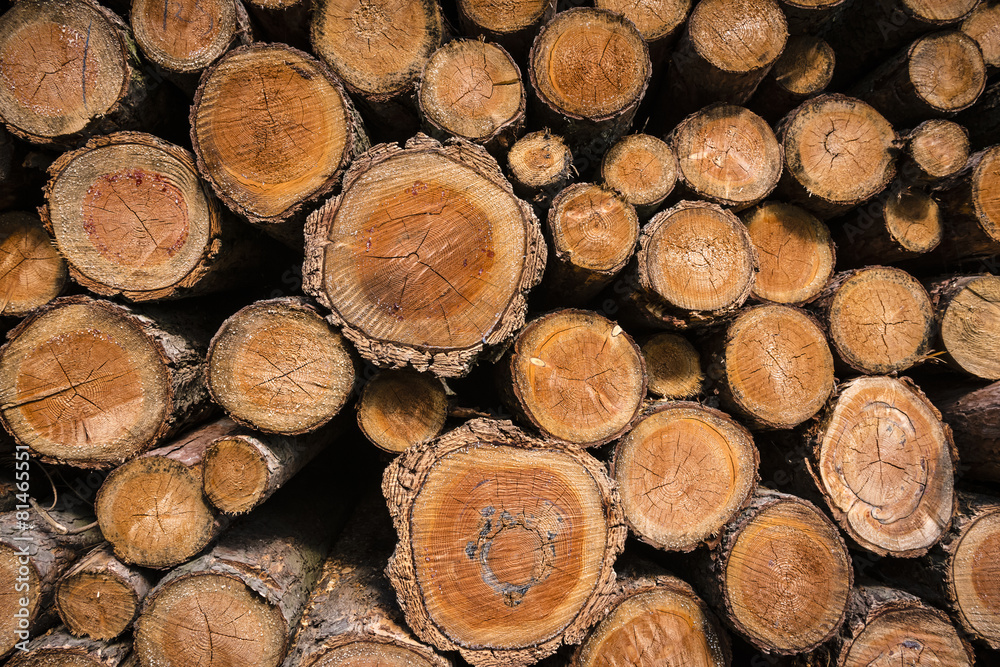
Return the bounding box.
[0,296,213,468]
[926,379,1000,483]
[207,297,356,435]
[821,586,974,666]
[202,423,338,515]
[130,0,252,88]
[0,507,103,658]
[741,202,835,305]
[356,369,447,454]
[778,0,847,35]
[832,184,942,266]
[776,94,897,220]
[244,0,310,50]
[624,200,758,329]
[303,134,545,378]
[641,332,704,399]
[927,274,1000,380]
[95,418,239,569]
[612,401,758,552]
[501,309,645,447]
[811,267,934,375]
[708,304,834,430]
[807,376,956,557]
[592,0,691,51]
[851,30,986,126]
[544,183,639,304]
[670,104,782,210]
[0,0,156,147]
[6,628,134,667]
[43,131,268,302]
[282,492,450,667]
[382,418,627,667]
[0,211,66,317]
[600,133,677,218]
[572,570,731,666]
[750,35,836,123]
[456,0,555,63]
[506,130,573,205]
[419,39,525,154]
[901,119,970,184]
[962,1,1000,72]
[311,0,443,140]
[932,146,1000,262]
[529,8,650,148]
[700,488,852,655]
[55,544,153,640]
[190,43,368,244]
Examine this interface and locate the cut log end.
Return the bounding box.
[641,333,704,399]
[601,134,677,212]
[771,35,834,96]
[724,497,852,654]
[723,304,834,429]
[814,376,955,557]
[614,402,758,552]
[531,8,650,121]
[459,0,551,35]
[687,0,787,74]
[56,575,137,641]
[908,31,986,115]
[938,275,1000,380]
[131,0,246,73]
[309,642,443,666]
[907,119,970,181]
[742,202,834,305]
[507,130,573,197]
[952,509,1000,646]
[593,0,691,43]
[0,211,66,317]
[357,369,448,453]
[201,437,270,514]
[208,298,356,434]
[962,2,1000,69]
[508,310,645,446]
[884,187,942,254]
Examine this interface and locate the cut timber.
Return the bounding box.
[0,211,66,317]
[6,629,133,667]
[503,309,645,447]
[751,35,835,123]
[962,1,1000,71]
[778,0,847,34]
[832,184,942,265]
[529,8,651,146]
[207,297,356,434]
[809,376,956,557]
[506,130,573,205]
[851,30,986,126]
[932,146,1000,262]
[641,333,704,399]
[191,43,367,241]
[670,104,782,210]
[0,296,212,468]
[95,418,240,569]
[383,419,626,667]
[202,425,336,515]
[612,401,758,552]
[544,183,639,304]
[741,202,835,305]
[0,0,153,147]
[131,0,251,83]
[303,134,545,378]
[43,131,266,302]
[0,507,103,658]
[902,119,970,184]
[709,304,834,430]
[356,369,447,454]
[928,274,1000,379]
[600,134,677,217]
[592,0,691,46]
[928,379,1000,483]
[573,573,730,667]
[457,0,555,62]
[661,0,787,116]
[283,493,450,667]
[419,39,525,153]
[311,0,443,139]
[134,462,354,667]
[704,488,852,654]
[55,544,153,640]
[825,586,973,666]
[626,200,758,329]
[813,267,934,374]
[777,94,897,220]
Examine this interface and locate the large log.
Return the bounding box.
[382,418,627,667]
[303,134,545,378]
[927,274,1000,380]
[962,1,1000,72]
[0,296,213,468]
[6,628,134,667]
[0,211,66,317]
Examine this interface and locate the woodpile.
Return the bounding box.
[1,0,1000,666]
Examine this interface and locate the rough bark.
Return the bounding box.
[6,628,134,667]
[832,183,943,266]
[927,274,1000,380]
[0,211,66,317]
[356,369,447,454]
[506,130,573,206]
[926,378,1000,483]
[750,35,835,123]
[600,133,677,218]
[641,332,704,399]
